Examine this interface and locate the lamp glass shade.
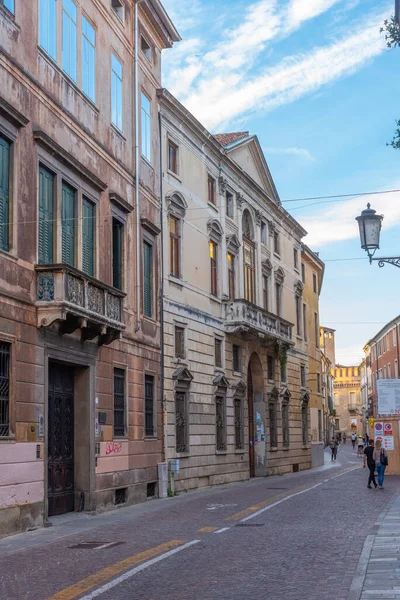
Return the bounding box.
[355,206,383,251]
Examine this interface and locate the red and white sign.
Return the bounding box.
[384,423,393,436]
[374,422,383,441]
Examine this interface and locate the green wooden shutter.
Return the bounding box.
[112,218,123,289]
[0,136,10,252]
[38,166,54,264]
[82,198,95,276]
[62,182,76,266]
[143,240,152,317]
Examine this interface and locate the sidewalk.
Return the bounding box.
[349,493,400,600]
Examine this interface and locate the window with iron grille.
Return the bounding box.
[174,326,185,359]
[269,400,277,448]
[215,395,226,451]
[282,401,289,447]
[302,400,309,445]
[232,344,241,373]
[234,398,244,450]
[175,392,187,453]
[0,342,10,437]
[267,355,275,381]
[215,338,222,368]
[113,368,125,437]
[144,375,154,437]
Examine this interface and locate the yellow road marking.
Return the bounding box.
[225,484,309,521]
[197,526,218,533]
[45,539,184,600]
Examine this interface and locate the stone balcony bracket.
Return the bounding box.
[35,264,126,346]
[223,298,294,345]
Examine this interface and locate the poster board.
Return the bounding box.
[377,379,400,415]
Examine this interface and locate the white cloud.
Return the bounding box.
[285,0,343,30]
[263,146,316,161]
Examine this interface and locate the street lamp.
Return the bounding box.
[356,203,400,268]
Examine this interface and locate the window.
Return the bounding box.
[318,409,322,442]
[215,395,226,451]
[395,359,398,378]
[82,16,96,102]
[349,391,355,406]
[243,241,255,304]
[61,181,76,266]
[226,191,234,219]
[267,355,275,381]
[261,221,267,245]
[141,92,151,161]
[394,328,397,347]
[208,176,216,206]
[281,361,287,384]
[62,0,77,81]
[335,418,340,430]
[0,136,10,252]
[269,399,277,448]
[0,342,10,437]
[234,398,244,450]
[40,0,57,60]
[303,303,307,342]
[112,217,123,289]
[301,263,305,283]
[314,312,319,347]
[262,275,269,311]
[215,338,222,368]
[144,375,154,437]
[302,399,309,445]
[141,36,151,61]
[313,273,317,294]
[282,401,289,447]
[111,54,123,131]
[175,392,187,453]
[111,0,124,20]
[1,0,14,13]
[210,240,218,296]
[296,296,302,337]
[170,216,180,278]
[232,344,241,373]
[384,365,387,379]
[227,252,235,300]
[300,365,306,387]
[143,240,153,318]
[388,363,391,378]
[113,368,125,437]
[273,230,280,255]
[174,326,185,359]
[317,373,321,393]
[275,282,282,317]
[82,198,95,276]
[293,248,299,270]
[168,140,178,174]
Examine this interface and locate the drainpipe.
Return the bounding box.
[134,0,145,332]
[159,109,166,463]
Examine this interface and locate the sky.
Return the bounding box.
[161,0,400,365]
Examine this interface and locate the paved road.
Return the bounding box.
[1,443,399,600]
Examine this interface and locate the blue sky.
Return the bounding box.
[161,0,400,365]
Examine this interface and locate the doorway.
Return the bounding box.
[48,363,75,516]
[247,353,266,477]
[247,364,255,477]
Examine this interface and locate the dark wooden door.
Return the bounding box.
[48,363,74,516]
[247,365,255,477]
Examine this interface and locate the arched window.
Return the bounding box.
[242,210,255,304]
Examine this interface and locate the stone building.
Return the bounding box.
[333,365,362,435]
[158,89,322,491]
[0,0,179,536]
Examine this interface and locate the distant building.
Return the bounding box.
[333,365,362,435]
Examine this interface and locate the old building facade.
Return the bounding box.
[333,365,362,435]
[0,0,179,536]
[158,89,323,492]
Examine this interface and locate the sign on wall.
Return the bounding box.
[374,421,383,443]
[377,379,400,415]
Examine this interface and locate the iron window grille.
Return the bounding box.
[215,338,222,368]
[175,392,187,453]
[302,402,309,445]
[113,368,125,437]
[0,342,10,437]
[267,356,275,381]
[215,395,226,451]
[282,402,290,447]
[232,344,241,373]
[269,401,278,448]
[144,375,154,437]
[234,398,244,450]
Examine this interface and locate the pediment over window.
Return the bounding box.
[301,391,310,404]
[280,388,291,402]
[262,258,273,277]
[233,379,246,398]
[166,192,187,218]
[274,267,285,284]
[213,374,230,388]
[269,385,280,400]
[207,219,224,241]
[294,280,304,296]
[226,234,241,254]
[172,366,194,383]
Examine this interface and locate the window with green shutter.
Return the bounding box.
[82,198,95,276]
[112,217,123,289]
[143,240,153,318]
[0,136,10,252]
[62,181,76,266]
[38,166,55,264]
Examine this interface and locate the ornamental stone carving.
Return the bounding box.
[88,284,104,315]
[107,293,121,321]
[37,273,54,301]
[218,176,228,194]
[66,274,84,306]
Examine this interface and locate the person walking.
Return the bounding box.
[351,433,357,450]
[357,435,364,457]
[374,440,388,489]
[330,437,338,461]
[343,432,347,444]
[363,439,378,489]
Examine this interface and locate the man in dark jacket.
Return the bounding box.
[363,439,378,489]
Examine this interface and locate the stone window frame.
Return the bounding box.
[213,374,230,454]
[173,320,187,362]
[166,193,187,282]
[214,334,225,371]
[226,234,240,302]
[301,391,310,447]
[167,134,180,179]
[268,386,279,450]
[233,380,246,453]
[172,366,193,457]
[274,267,285,317]
[280,388,291,449]
[207,219,223,299]
[0,332,16,441]
[141,220,160,322]
[232,343,242,375]
[113,365,128,439]
[143,371,157,439]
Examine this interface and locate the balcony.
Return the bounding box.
[35,264,125,345]
[223,299,293,345]
[348,405,359,414]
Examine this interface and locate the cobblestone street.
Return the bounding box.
[0,443,399,600]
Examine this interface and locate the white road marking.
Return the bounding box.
[93,542,118,551]
[79,540,201,599]
[214,527,231,534]
[240,467,359,523]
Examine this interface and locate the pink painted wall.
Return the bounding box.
[0,443,44,507]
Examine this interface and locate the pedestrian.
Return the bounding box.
[363,439,378,489]
[343,432,347,444]
[351,432,357,450]
[330,437,338,461]
[357,435,364,457]
[374,440,388,489]
[365,433,370,444]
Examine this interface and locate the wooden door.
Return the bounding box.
[48,363,75,516]
[248,365,255,477]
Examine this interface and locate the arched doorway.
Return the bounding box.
[247,353,265,477]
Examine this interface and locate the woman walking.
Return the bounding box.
[374,440,388,489]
